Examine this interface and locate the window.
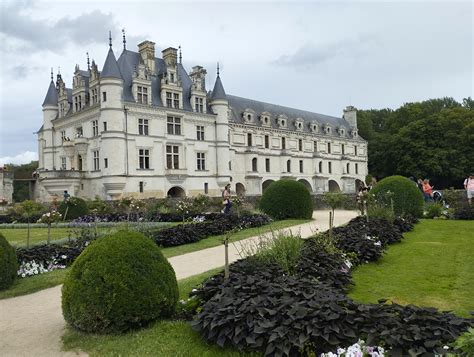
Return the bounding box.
[92,120,99,137]
[328,161,332,174]
[196,152,206,170]
[93,150,100,171]
[102,92,107,102]
[342,144,345,155]
[170,72,175,82]
[92,88,98,104]
[299,160,303,173]
[139,149,150,169]
[138,119,149,135]
[204,182,209,194]
[247,133,252,146]
[167,116,181,135]
[166,145,179,169]
[354,145,358,156]
[196,126,205,141]
[60,103,65,117]
[166,92,172,107]
[173,93,179,108]
[265,158,270,172]
[346,163,350,174]
[287,160,291,173]
[251,158,257,172]
[355,163,359,174]
[319,161,323,173]
[314,141,317,152]
[139,181,144,193]
[60,157,66,170]
[264,135,269,149]
[282,137,286,150]
[299,139,303,151]
[60,131,66,141]
[74,96,82,112]
[103,122,108,132]
[104,158,108,168]
[76,127,83,138]
[195,97,204,113]
[327,142,331,154]
[137,86,148,104]
[229,161,232,170]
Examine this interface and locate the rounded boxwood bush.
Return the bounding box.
[58,196,89,220]
[0,233,18,290]
[370,175,424,218]
[259,180,313,219]
[62,230,178,333]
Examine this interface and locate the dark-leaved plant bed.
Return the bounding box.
[73,212,237,223]
[190,216,474,356]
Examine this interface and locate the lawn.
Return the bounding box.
[0,227,74,247]
[62,268,259,357]
[349,219,474,317]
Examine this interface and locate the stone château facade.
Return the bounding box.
[35,36,367,201]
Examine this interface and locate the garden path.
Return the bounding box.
[0,209,357,357]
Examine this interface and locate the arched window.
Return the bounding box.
[286,159,291,173]
[327,142,331,154]
[346,163,350,174]
[319,161,323,173]
[252,157,257,172]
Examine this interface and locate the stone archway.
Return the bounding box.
[235,182,246,196]
[328,180,341,192]
[167,186,185,198]
[298,179,313,192]
[262,179,275,192]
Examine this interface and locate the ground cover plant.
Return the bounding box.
[62,230,179,333]
[191,217,474,355]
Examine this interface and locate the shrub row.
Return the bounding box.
[192,216,473,355]
[73,212,232,223]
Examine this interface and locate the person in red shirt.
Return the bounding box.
[422,179,434,202]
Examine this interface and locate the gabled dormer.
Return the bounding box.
[260,111,271,126]
[160,47,183,109]
[337,127,346,137]
[310,121,319,133]
[89,60,100,106]
[243,108,256,124]
[189,66,207,113]
[72,64,88,113]
[56,73,69,118]
[323,123,332,135]
[132,63,152,105]
[277,114,288,129]
[294,117,304,131]
[351,128,358,139]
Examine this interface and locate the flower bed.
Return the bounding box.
[191,216,473,355]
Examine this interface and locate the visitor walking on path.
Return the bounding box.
[222,184,232,214]
[422,179,434,202]
[464,174,474,205]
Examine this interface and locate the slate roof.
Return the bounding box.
[227,95,356,138]
[101,48,122,79]
[211,75,227,101]
[42,80,58,106]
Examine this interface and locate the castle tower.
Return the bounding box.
[40,72,59,169]
[209,65,231,185]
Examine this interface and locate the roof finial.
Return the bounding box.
[50,67,53,81]
[217,62,220,77]
[109,30,112,48]
[58,66,61,75]
[86,52,90,71]
[122,28,126,50]
[179,45,182,64]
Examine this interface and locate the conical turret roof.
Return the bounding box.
[101,48,122,79]
[42,80,58,106]
[211,75,227,101]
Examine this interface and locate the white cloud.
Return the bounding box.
[0,151,38,166]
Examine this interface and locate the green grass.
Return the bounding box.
[349,219,474,317]
[0,228,74,247]
[161,219,310,258]
[62,268,259,357]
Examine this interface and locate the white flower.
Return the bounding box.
[443,346,449,350]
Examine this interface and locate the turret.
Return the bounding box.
[41,70,59,169]
[42,72,58,130]
[210,64,230,184]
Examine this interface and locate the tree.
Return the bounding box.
[322,192,347,238]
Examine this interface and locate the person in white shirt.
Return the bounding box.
[464,174,474,205]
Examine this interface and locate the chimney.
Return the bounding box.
[162,47,178,67]
[343,105,357,128]
[138,40,156,74]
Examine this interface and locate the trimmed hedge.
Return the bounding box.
[0,233,18,290]
[259,180,313,220]
[370,175,424,218]
[59,197,89,220]
[62,231,178,333]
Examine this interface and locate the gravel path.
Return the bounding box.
[0,210,357,356]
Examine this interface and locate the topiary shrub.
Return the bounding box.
[62,230,178,333]
[59,196,89,220]
[0,233,18,290]
[259,180,313,219]
[370,175,424,217]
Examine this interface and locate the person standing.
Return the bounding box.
[222,184,232,214]
[422,179,434,202]
[464,174,474,205]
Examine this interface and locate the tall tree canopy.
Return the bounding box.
[358,97,473,189]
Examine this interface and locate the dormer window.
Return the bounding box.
[260,112,271,126]
[351,129,358,138]
[137,86,149,104]
[310,122,319,133]
[195,97,204,113]
[277,114,288,129]
[243,108,256,123]
[170,73,175,83]
[295,118,304,131]
[324,124,332,135]
[338,127,345,137]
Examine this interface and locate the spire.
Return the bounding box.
[122,28,126,50]
[179,45,182,63]
[101,46,122,79]
[50,67,53,81]
[86,52,90,71]
[211,65,227,101]
[109,30,112,48]
[42,74,58,106]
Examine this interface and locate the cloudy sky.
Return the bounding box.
[0,0,472,165]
